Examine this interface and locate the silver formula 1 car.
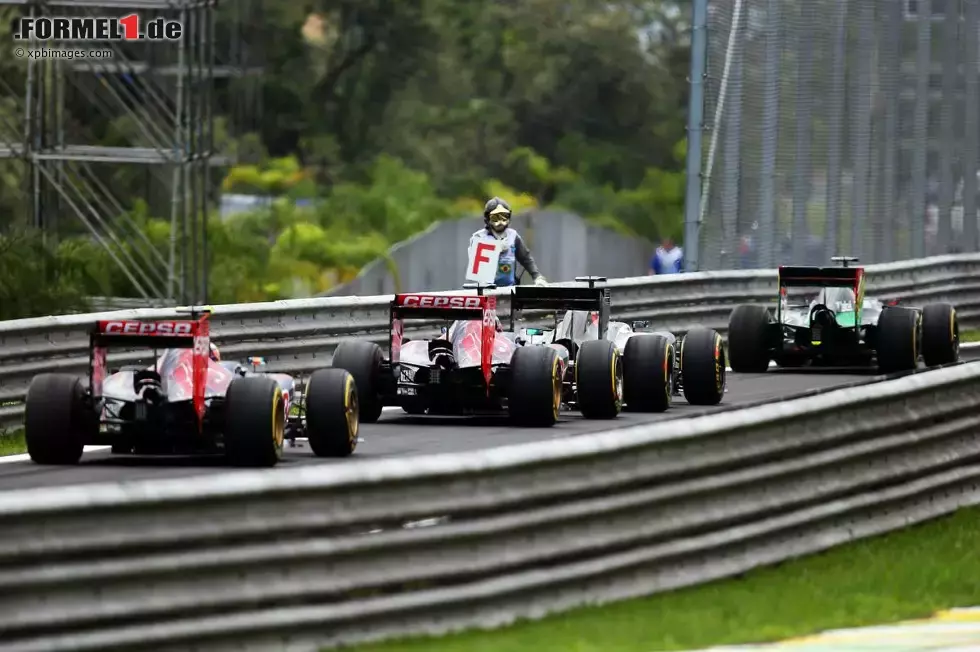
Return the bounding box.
[506,276,726,414]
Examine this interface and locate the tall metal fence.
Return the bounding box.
[699,0,980,270]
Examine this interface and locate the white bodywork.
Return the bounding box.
[517,311,674,352]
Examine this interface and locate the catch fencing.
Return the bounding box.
[700,0,980,269]
[0,361,978,651]
[1,252,979,430]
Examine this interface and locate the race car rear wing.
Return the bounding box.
[509,285,611,338]
[778,266,863,288]
[777,265,866,323]
[389,293,498,389]
[89,314,211,423]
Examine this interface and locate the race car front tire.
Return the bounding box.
[728,305,771,373]
[622,334,672,413]
[509,346,562,427]
[331,340,384,423]
[876,307,920,373]
[576,339,623,419]
[921,302,959,367]
[680,328,726,406]
[24,373,91,465]
[224,376,285,467]
[305,368,359,457]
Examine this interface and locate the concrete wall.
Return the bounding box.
[324,210,655,296]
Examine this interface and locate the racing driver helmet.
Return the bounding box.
[209,341,221,362]
[484,197,512,234]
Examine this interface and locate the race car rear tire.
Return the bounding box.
[921,302,959,367]
[24,373,91,465]
[224,376,285,467]
[728,305,771,373]
[331,340,384,423]
[680,328,726,406]
[576,339,623,419]
[305,368,359,457]
[509,346,562,427]
[876,307,920,374]
[622,334,672,413]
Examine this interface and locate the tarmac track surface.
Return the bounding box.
[0,369,882,491]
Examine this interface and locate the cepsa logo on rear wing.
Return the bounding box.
[395,295,486,310]
[90,316,211,427]
[389,293,497,391]
[98,320,197,335]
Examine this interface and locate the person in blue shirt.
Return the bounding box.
[649,237,684,275]
[468,197,547,287]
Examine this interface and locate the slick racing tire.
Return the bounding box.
[305,368,359,457]
[331,340,384,423]
[576,339,624,419]
[876,307,920,374]
[921,302,959,367]
[509,346,562,427]
[622,334,673,413]
[680,328,726,406]
[24,373,93,465]
[224,376,285,467]
[728,305,772,373]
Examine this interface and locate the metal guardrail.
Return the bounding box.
[1,253,980,429]
[86,296,172,311]
[0,362,978,651]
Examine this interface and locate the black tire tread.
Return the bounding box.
[331,340,385,423]
[224,376,284,467]
[305,368,359,457]
[728,305,771,373]
[681,328,726,406]
[576,339,623,419]
[24,373,89,465]
[921,302,959,366]
[509,346,562,427]
[876,307,920,373]
[622,334,672,413]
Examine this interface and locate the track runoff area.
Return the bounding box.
[688,609,980,651]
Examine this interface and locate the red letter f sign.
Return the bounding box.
[466,239,500,285]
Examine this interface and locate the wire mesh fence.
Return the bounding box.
[699,0,980,270]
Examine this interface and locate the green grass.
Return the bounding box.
[962,329,980,343]
[341,505,980,652]
[0,429,25,456]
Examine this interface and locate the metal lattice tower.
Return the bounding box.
[0,0,263,304]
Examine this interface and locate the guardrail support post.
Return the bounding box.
[683,0,709,272]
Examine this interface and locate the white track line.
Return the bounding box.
[0,445,110,464]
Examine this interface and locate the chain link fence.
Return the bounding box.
[699,0,980,270]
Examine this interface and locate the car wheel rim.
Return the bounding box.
[273,395,285,452]
[345,376,359,447]
[552,359,561,420]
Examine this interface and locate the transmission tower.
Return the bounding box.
[0,0,262,305]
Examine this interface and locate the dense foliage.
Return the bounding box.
[0,0,690,319]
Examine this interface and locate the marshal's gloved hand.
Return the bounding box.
[534,275,548,287]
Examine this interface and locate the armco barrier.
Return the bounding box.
[1,253,980,429]
[0,362,978,651]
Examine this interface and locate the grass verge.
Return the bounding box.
[0,429,26,456]
[962,329,980,343]
[341,505,980,652]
